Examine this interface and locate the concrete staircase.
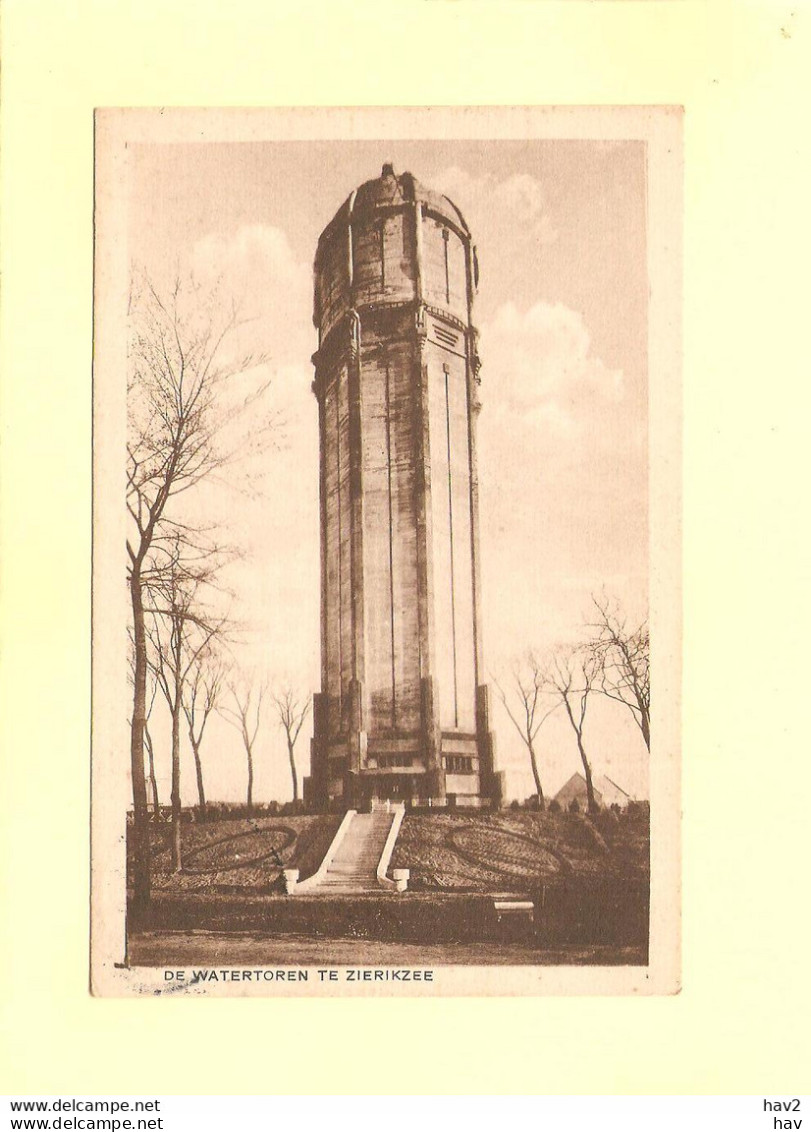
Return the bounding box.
[313,810,396,894]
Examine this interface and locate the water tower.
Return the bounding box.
[305,165,502,809]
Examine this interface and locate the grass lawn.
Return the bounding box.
[391,809,649,893]
[139,814,341,895]
[133,808,648,897]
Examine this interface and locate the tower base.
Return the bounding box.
[304,684,502,812]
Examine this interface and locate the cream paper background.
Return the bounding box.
[1,0,809,1093]
[91,104,680,1000]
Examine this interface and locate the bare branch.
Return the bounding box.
[586,593,650,752]
[492,652,557,807]
[270,682,311,804]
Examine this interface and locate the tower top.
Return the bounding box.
[316,165,472,257]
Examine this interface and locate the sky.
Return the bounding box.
[127,136,650,806]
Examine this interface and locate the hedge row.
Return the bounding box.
[138,801,310,824]
[136,878,648,948]
[533,877,649,946]
[142,892,502,943]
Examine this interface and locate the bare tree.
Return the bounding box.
[143,672,161,815]
[126,273,270,913]
[182,650,224,820]
[128,631,160,814]
[550,649,600,814]
[589,594,650,752]
[271,686,311,803]
[147,551,225,871]
[219,681,265,813]
[493,655,558,809]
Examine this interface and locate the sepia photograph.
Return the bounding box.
[6,0,810,1103]
[91,106,681,996]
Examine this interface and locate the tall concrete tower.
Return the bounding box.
[305,165,502,810]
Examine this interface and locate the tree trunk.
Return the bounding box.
[576,736,598,814]
[287,740,299,803]
[190,736,207,818]
[170,671,183,872]
[527,740,545,811]
[561,692,598,815]
[128,569,152,921]
[144,724,160,813]
[246,747,254,814]
[640,707,650,752]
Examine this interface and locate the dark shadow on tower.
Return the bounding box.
[304,165,503,811]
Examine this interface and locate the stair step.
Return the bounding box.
[306,808,401,894]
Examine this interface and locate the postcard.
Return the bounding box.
[91,105,681,996]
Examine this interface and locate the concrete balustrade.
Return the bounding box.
[281,805,408,895]
[376,804,408,892]
[292,809,357,894]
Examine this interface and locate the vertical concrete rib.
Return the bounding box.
[411,198,441,788]
[383,356,397,729]
[412,200,434,683]
[443,364,459,728]
[347,312,366,711]
[334,381,344,719]
[464,239,485,687]
[316,376,329,697]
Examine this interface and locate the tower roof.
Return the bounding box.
[317,164,471,253]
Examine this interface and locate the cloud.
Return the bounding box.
[432,166,558,245]
[163,230,320,681]
[190,224,313,367]
[178,354,321,678]
[191,223,309,299]
[475,300,647,666]
[480,300,625,436]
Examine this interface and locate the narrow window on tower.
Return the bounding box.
[442,227,450,305]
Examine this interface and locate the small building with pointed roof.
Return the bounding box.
[553,772,637,810]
